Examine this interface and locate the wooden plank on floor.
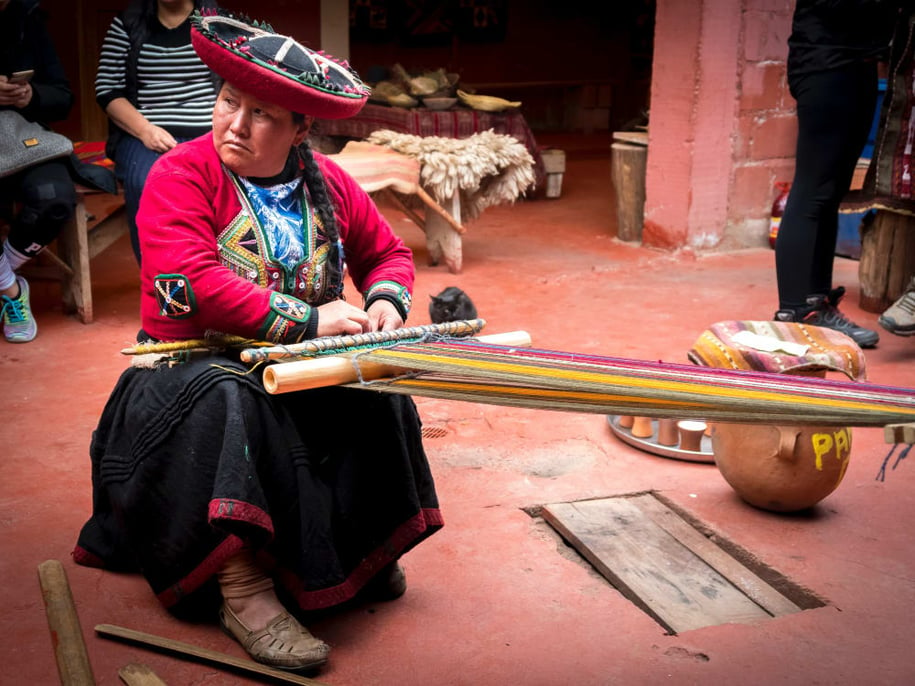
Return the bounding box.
[629,494,802,617]
[542,495,787,633]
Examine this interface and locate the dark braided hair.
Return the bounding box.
[297,140,346,300]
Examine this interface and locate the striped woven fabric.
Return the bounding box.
[329,141,421,195]
[348,339,915,427]
[686,320,866,381]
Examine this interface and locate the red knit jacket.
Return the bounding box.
[137,134,414,342]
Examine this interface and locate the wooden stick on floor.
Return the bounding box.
[118,663,168,686]
[96,624,329,686]
[37,559,96,686]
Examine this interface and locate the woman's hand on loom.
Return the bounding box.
[366,299,404,332]
[315,300,370,337]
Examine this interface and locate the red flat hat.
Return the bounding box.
[191,10,370,119]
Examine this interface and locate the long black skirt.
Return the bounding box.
[73,357,443,613]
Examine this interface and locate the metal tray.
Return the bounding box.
[606,415,715,464]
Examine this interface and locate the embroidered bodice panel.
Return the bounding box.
[217,172,338,305]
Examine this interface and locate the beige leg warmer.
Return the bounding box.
[217,547,275,600]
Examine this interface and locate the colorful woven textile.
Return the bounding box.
[329,141,422,194]
[72,140,115,170]
[843,10,915,216]
[341,338,912,426]
[687,320,866,381]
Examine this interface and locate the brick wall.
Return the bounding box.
[644,0,797,250]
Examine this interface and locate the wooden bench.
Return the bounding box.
[16,185,128,324]
[329,141,466,273]
[58,186,128,323]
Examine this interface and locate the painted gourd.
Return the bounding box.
[710,423,852,513]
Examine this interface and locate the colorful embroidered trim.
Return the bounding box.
[154,274,196,319]
[259,292,312,342]
[365,281,412,315]
[269,292,312,323]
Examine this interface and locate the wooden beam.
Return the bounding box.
[96,624,329,686]
[37,559,96,686]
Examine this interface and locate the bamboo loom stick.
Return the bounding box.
[95,624,329,686]
[37,559,96,686]
[262,330,532,394]
[241,318,487,363]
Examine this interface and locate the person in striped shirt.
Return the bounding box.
[95,0,219,263]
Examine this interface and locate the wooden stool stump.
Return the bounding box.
[858,209,915,313]
[611,141,647,242]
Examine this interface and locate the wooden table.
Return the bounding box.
[316,103,546,189]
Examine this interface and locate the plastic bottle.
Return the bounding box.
[769,182,790,248]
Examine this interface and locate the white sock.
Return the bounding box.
[2,239,29,271]
[0,252,15,292]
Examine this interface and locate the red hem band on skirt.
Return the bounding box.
[157,535,244,607]
[208,498,275,538]
[153,507,443,610]
[282,507,444,611]
[71,545,105,568]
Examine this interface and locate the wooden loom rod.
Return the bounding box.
[37,559,96,686]
[242,318,487,363]
[262,330,532,394]
[95,624,329,686]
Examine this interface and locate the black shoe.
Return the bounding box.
[361,562,407,601]
[774,287,879,348]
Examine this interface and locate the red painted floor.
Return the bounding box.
[4,133,915,685]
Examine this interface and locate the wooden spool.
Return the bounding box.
[611,141,648,242]
[857,209,915,312]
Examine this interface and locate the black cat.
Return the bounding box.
[429,286,478,323]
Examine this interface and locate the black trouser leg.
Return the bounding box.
[775,64,877,311]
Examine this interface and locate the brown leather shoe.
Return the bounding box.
[219,602,330,671]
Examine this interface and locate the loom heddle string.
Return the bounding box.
[240,319,486,363]
[876,444,895,481]
[209,359,266,377]
[876,443,912,481]
[348,331,467,386]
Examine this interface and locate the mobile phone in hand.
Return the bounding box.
[9,70,34,85]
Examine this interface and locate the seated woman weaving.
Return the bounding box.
[73,10,442,673]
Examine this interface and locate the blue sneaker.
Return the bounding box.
[1,276,37,343]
